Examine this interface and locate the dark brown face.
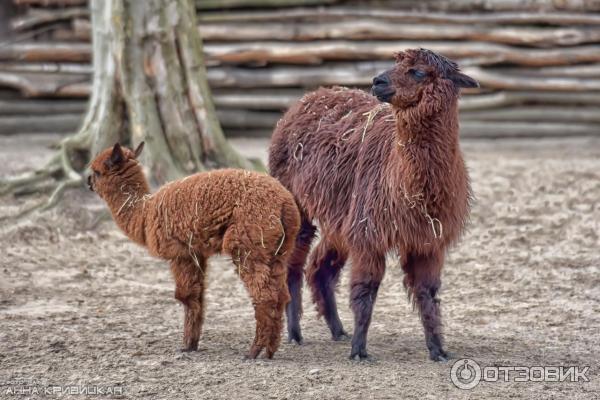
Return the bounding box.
[371,48,478,109]
[88,142,145,195]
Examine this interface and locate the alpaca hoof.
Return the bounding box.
[332,332,351,342]
[180,342,198,352]
[245,345,263,359]
[349,346,371,361]
[287,329,303,345]
[288,337,303,345]
[429,348,450,362]
[350,353,376,362]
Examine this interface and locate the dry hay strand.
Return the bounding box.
[424,213,443,239]
[269,214,286,256]
[187,232,205,275]
[340,128,355,141]
[293,142,304,161]
[361,103,390,142]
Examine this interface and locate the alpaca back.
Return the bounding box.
[270,87,397,246]
[143,169,299,260]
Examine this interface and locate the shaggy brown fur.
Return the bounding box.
[269,48,477,361]
[89,143,300,359]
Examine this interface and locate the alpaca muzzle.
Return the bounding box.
[372,72,394,103]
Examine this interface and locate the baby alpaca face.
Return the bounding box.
[88,142,144,195]
[371,48,478,109]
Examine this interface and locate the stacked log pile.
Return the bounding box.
[1,0,600,138]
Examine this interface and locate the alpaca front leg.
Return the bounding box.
[349,252,385,360]
[285,218,316,344]
[307,241,349,341]
[403,252,447,362]
[170,257,207,352]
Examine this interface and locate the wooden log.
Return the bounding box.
[200,21,600,47]
[11,8,89,32]
[21,12,600,47]
[208,63,600,91]
[5,39,600,67]
[0,71,90,97]
[459,91,600,110]
[12,0,87,5]
[0,114,82,135]
[461,106,600,123]
[206,61,388,88]
[217,109,281,128]
[496,64,600,78]
[3,62,600,96]
[213,89,301,109]
[0,99,86,114]
[460,121,600,138]
[199,8,600,26]
[197,0,339,8]
[0,62,93,74]
[464,66,600,91]
[204,41,600,67]
[354,0,600,12]
[0,43,91,63]
[12,4,600,27]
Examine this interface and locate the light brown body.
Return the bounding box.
[89,144,300,358]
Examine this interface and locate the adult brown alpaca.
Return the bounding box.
[89,143,300,359]
[269,48,477,361]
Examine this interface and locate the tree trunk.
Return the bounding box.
[0,0,256,214]
[88,0,253,184]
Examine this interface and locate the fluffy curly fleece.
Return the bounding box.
[269,48,477,361]
[89,143,300,359]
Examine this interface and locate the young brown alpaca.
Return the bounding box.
[269,48,477,361]
[89,143,300,359]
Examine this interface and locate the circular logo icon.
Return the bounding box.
[450,358,482,390]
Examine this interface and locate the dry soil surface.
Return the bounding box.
[0,134,599,399]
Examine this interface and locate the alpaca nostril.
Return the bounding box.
[373,76,388,86]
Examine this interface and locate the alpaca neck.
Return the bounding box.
[104,170,151,246]
[393,101,460,201]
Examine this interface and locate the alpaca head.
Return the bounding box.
[372,48,478,110]
[88,142,145,197]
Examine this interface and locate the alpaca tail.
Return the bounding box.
[278,199,301,258]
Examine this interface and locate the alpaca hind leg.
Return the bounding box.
[265,261,290,358]
[241,261,288,359]
[403,252,447,362]
[349,251,385,360]
[170,257,207,352]
[306,241,349,341]
[285,217,316,344]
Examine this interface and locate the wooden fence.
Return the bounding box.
[1,0,600,138]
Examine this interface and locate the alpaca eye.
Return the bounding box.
[94,170,101,177]
[409,69,427,81]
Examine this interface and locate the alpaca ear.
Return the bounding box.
[133,141,145,159]
[106,143,125,168]
[451,72,479,89]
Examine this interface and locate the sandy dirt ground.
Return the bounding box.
[0,134,598,399]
